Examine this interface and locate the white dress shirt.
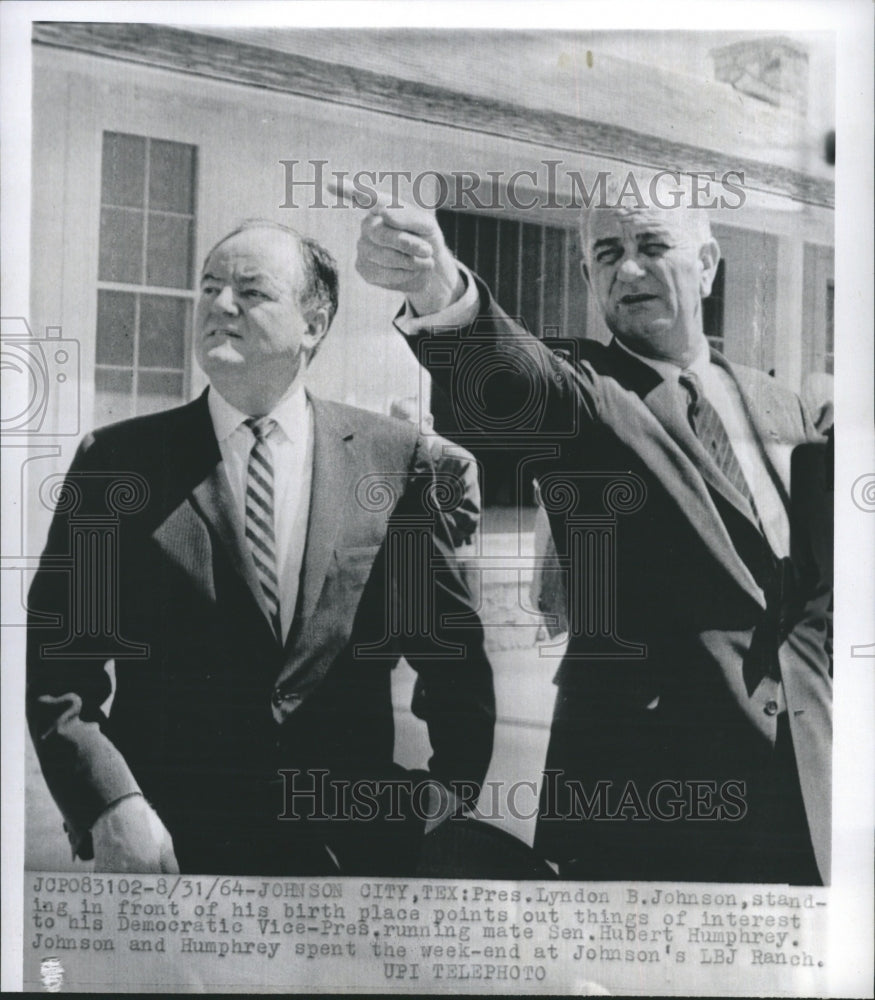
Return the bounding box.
[208,382,313,641]
[395,261,481,336]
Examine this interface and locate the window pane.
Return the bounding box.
[138,370,185,414]
[496,218,520,317]
[96,290,136,366]
[146,214,193,289]
[542,226,564,332]
[149,140,196,213]
[519,221,543,336]
[139,295,188,369]
[99,207,143,284]
[703,260,725,342]
[454,212,477,269]
[436,209,458,254]
[95,367,134,426]
[565,229,588,337]
[474,217,498,294]
[101,133,146,208]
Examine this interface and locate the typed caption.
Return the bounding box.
[25,873,828,994]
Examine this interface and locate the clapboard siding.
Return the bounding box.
[33,21,833,209]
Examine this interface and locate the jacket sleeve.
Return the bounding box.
[26,434,142,858]
[394,434,495,807]
[435,447,480,548]
[401,272,600,445]
[785,428,833,672]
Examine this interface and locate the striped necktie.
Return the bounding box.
[244,416,281,637]
[678,369,758,518]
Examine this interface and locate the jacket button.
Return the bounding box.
[764,700,779,716]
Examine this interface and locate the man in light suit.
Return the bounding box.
[352,191,832,884]
[27,220,495,876]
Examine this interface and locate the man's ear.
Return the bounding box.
[303,306,331,355]
[698,238,721,298]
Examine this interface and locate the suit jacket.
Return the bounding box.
[409,434,480,723]
[425,435,480,549]
[26,390,495,875]
[406,275,832,883]
[530,492,568,638]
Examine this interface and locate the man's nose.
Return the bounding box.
[616,257,647,282]
[212,285,239,313]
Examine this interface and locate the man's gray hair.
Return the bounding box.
[578,172,715,262]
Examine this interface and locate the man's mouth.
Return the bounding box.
[202,328,245,362]
[618,293,658,306]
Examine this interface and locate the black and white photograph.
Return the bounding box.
[1,1,872,994]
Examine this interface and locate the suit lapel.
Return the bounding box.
[296,395,356,623]
[173,392,279,634]
[603,341,766,604]
[170,392,359,643]
[615,341,765,534]
[189,463,277,627]
[712,352,792,513]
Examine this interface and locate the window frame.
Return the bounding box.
[94,131,198,424]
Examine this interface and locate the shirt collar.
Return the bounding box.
[613,335,711,384]
[207,379,308,445]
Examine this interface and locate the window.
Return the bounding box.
[703,259,726,354]
[434,209,585,508]
[94,132,197,426]
[802,243,835,378]
[436,209,587,339]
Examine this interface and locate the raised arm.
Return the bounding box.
[341,179,599,440]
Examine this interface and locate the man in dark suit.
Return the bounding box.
[27,220,495,876]
[351,192,831,884]
[389,395,480,553]
[389,395,481,722]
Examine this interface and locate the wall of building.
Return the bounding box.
[28,40,834,549]
[198,27,836,183]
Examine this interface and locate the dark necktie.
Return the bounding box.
[244,417,281,637]
[678,369,758,519]
[680,372,785,667]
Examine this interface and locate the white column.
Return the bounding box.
[774,235,805,393]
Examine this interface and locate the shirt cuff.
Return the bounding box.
[394,263,480,336]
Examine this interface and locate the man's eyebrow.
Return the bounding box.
[636,230,671,241]
[237,270,282,287]
[199,270,273,285]
[592,236,621,251]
